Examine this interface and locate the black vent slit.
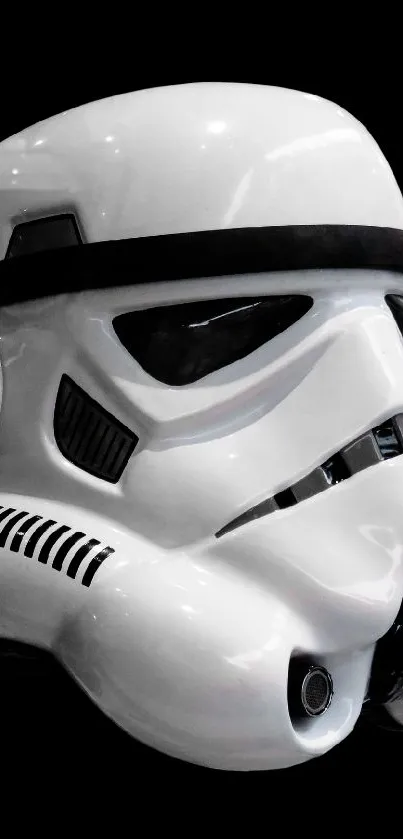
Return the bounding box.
[321,454,350,485]
[52,531,85,571]
[24,520,56,558]
[215,498,279,538]
[59,385,72,413]
[65,402,87,451]
[82,546,115,587]
[103,434,128,475]
[10,515,42,552]
[74,412,98,461]
[67,539,101,579]
[88,425,108,464]
[94,429,116,470]
[63,393,79,425]
[374,420,402,459]
[37,525,71,564]
[274,489,297,509]
[99,431,117,470]
[0,508,16,525]
[0,502,113,586]
[215,412,403,538]
[79,416,102,461]
[341,432,382,473]
[393,415,403,448]
[109,438,130,476]
[292,468,330,502]
[0,512,29,548]
[54,375,138,482]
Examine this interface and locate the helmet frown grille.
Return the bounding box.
[216,416,403,537]
[54,375,139,483]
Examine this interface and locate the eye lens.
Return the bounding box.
[113,295,313,386]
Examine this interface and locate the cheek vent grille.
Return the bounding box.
[54,375,139,483]
[216,416,403,538]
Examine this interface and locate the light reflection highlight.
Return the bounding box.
[223,168,253,228]
[208,121,226,134]
[265,128,360,163]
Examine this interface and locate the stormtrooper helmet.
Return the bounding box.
[1,82,403,770]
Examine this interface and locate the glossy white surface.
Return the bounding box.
[1,82,403,257]
[1,84,403,769]
[1,269,403,768]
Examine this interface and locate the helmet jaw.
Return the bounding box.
[54,547,373,770]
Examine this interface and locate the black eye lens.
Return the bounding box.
[113,295,313,386]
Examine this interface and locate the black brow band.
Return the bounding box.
[1,224,403,306]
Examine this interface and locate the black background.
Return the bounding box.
[1,43,403,802]
[2,52,403,193]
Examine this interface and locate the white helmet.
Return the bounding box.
[1,82,403,770]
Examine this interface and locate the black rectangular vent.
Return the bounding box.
[6,214,82,259]
[54,375,138,483]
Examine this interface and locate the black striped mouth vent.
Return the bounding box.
[0,505,114,586]
[54,375,139,483]
[216,415,403,538]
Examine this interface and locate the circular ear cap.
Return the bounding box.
[301,667,334,717]
[288,659,334,720]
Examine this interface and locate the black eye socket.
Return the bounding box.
[113,295,313,386]
[6,214,82,259]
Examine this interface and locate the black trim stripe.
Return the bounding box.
[2,225,403,307]
[66,538,101,579]
[37,525,71,564]
[10,515,43,552]
[81,546,114,587]
[0,504,115,586]
[0,511,29,548]
[24,520,56,558]
[216,415,403,538]
[52,531,85,571]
